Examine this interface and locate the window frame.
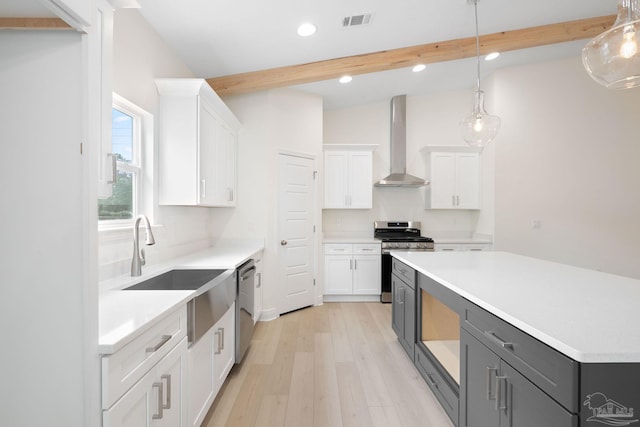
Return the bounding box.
[98,93,150,230]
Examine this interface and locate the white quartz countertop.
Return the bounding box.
[99,239,264,354]
[391,251,640,363]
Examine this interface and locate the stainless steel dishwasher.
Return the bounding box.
[236,259,256,363]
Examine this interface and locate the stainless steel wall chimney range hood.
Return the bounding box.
[375,95,428,188]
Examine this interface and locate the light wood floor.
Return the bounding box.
[202,302,454,427]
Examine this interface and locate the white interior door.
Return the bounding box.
[278,152,316,314]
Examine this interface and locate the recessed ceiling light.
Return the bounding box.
[412,64,426,72]
[297,22,317,37]
[485,52,500,61]
[339,75,353,84]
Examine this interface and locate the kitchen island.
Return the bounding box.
[390,250,640,427]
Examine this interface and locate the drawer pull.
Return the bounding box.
[215,330,222,355]
[425,372,438,388]
[152,382,164,419]
[485,331,514,350]
[146,334,172,353]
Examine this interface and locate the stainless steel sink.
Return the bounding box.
[125,268,237,346]
[124,269,228,291]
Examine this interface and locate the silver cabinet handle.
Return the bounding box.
[486,367,498,401]
[485,331,514,350]
[456,195,460,206]
[220,327,225,350]
[214,330,222,355]
[256,272,261,288]
[201,179,207,198]
[146,335,172,353]
[496,376,507,412]
[152,382,164,419]
[354,259,357,269]
[350,259,353,270]
[107,153,117,184]
[452,195,456,206]
[161,374,171,410]
[281,240,288,246]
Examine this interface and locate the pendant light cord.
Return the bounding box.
[474,0,481,92]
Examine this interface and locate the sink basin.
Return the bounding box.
[125,269,228,291]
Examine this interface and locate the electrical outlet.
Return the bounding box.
[531,219,541,229]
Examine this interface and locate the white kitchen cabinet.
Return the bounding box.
[323,145,377,209]
[188,302,236,427]
[324,243,381,299]
[427,151,481,209]
[42,0,92,31]
[156,79,240,207]
[434,242,493,252]
[102,307,188,427]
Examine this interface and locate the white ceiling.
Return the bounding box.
[2,0,620,109]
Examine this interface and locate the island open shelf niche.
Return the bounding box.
[420,288,460,384]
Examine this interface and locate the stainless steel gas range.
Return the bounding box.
[374,221,434,303]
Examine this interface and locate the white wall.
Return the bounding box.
[0,31,98,427]
[493,56,640,278]
[322,91,485,239]
[222,89,324,318]
[100,9,213,279]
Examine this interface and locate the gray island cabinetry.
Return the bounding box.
[390,251,640,427]
[391,258,416,360]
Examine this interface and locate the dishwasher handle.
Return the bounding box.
[240,266,256,282]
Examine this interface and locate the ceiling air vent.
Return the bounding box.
[342,13,373,28]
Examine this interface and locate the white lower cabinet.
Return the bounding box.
[324,243,381,298]
[188,302,236,427]
[102,306,189,427]
[103,337,187,427]
[434,242,493,252]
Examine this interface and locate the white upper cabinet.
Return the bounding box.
[426,148,481,210]
[42,0,92,31]
[156,79,240,207]
[323,145,377,209]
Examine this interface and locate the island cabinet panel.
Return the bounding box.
[580,364,640,426]
[461,300,578,413]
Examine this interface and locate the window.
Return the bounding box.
[98,94,147,223]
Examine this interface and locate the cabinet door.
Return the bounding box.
[352,255,380,295]
[347,151,373,208]
[214,304,236,394]
[324,255,353,294]
[188,328,215,427]
[198,102,218,206]
[460,329,501,427]
[223,126,237,206]
[430,152,457,208]
[499,362,577,427]
[154,338,187,427]
[103,369,155,427]
[401,282,416,357]
[324,151,349,208]
[391,276,404,339]
[455,153,480,209]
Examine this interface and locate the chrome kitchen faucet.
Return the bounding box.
[131,214,155,276]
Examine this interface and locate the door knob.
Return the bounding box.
[281,240,288,246]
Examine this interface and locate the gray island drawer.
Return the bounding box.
[392,258,416,288]
[461,299,579,413]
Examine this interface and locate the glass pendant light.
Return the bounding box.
[583,0,640,89]
[460,0,500,148]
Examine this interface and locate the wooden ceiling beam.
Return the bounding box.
[0,17,72,30]
[207,15,615,97]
